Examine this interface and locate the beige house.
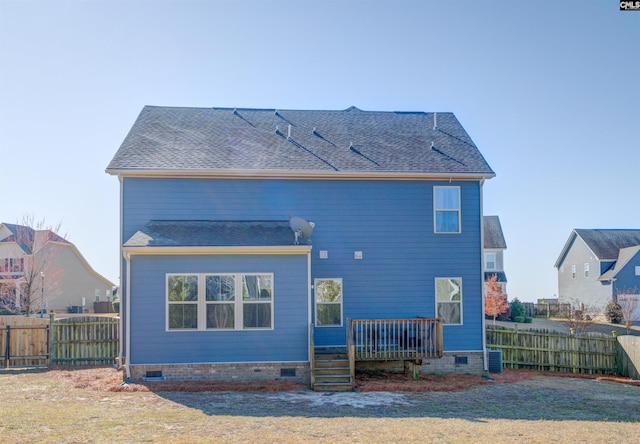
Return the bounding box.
[0,223,114,314]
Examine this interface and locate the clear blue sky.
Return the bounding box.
[1,1,638,302]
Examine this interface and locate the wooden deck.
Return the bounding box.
[347,317,443,361]
[310,318,444,391]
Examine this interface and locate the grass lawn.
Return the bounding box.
[1,369,639,443]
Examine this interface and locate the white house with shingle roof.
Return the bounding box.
[0,223,115,314]
[555,229,640,313]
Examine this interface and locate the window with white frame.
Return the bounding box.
[571,265,576,279]
[315,278,343,326]
[435,277,462,325]
[167,273,273,331]
[434,186,461,233]
[584,263,589,278]
[635,266,640,276]
[484,252,496,271]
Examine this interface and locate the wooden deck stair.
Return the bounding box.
[311,347,353,392]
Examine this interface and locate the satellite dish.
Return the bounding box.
[289,215,315,245]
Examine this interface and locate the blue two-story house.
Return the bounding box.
[106,106,495,389]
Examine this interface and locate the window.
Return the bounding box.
[584,263,589,278]
[0,258,24,273]
[167,273,273,331]
[635,266,640,276]
[167,275,198,329]
[315,278,343,327]
[485,253,496,271]
[205,275,235,329]
[435,278,462,325]
[434,186,461,233]
[571,265,576,279]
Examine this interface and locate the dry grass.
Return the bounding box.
[1,367,639,443]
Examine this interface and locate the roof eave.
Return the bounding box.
[106,168,496,181]
[122,245,312,257]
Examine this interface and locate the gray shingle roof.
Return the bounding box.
[0,223,69,254]
[575,229,640,261]
[107,106,495,176]
[123,220,299,247]
[598,245,640,281]
[483,216,507,249]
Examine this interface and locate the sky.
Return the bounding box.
[1,0,638,303]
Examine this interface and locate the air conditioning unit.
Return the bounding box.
[488,349,503,373]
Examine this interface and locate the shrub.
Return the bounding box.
[513,316,525,323]
[605,299,623,324]
[524,317,533,323]
[510,298,525,321]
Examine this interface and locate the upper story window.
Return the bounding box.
[584,263,589,278]
[571,265,576,279]
[167,273,273,331]
[484,253,496,271]
[636,266,640,276]
[434,186,461,233]
[0,258,24,273]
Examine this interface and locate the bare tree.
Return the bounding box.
[0,215,65,315]
[484,274,509,325]
[616,288,640,334]
[558,298,598,335]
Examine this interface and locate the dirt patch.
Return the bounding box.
[45,365,640,393]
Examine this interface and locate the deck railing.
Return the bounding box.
[348,317,443,361]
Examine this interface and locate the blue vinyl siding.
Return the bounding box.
[123,177,484,355]
[613,251,640,296]
[128,254,309,364]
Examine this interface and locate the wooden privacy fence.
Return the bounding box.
[0,315,119,368]
[52,316,119,365]
[0,316,50,368]
[486,325,617,375]
[617,335,640,379]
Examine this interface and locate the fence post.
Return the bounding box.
[4,325,10,369]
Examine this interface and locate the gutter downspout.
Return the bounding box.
[123,250,131,380]
[307,248,312,362]
[117,175,125,372]
[480,177,489,376]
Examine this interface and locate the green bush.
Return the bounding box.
[524,317,533,323]
[510,298,525,321]
[605,299,623,324]
[513,316,525,323]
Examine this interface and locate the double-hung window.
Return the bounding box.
[167,273,273,331]
[485,252,496,271]
[434,186,461,233]
[583,263,589,278]
[315,278,343,327]
[435,277,462,325]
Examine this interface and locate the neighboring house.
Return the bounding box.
[554,229,640,314]
[483,215,507,293]
[0,223,115,313]
[106,105,495,385]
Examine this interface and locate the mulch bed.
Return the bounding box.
[45,366,640,393]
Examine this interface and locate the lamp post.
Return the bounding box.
[40,272,45,318]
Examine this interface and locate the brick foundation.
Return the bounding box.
[128,362,310,384]
[355,351,485,375]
